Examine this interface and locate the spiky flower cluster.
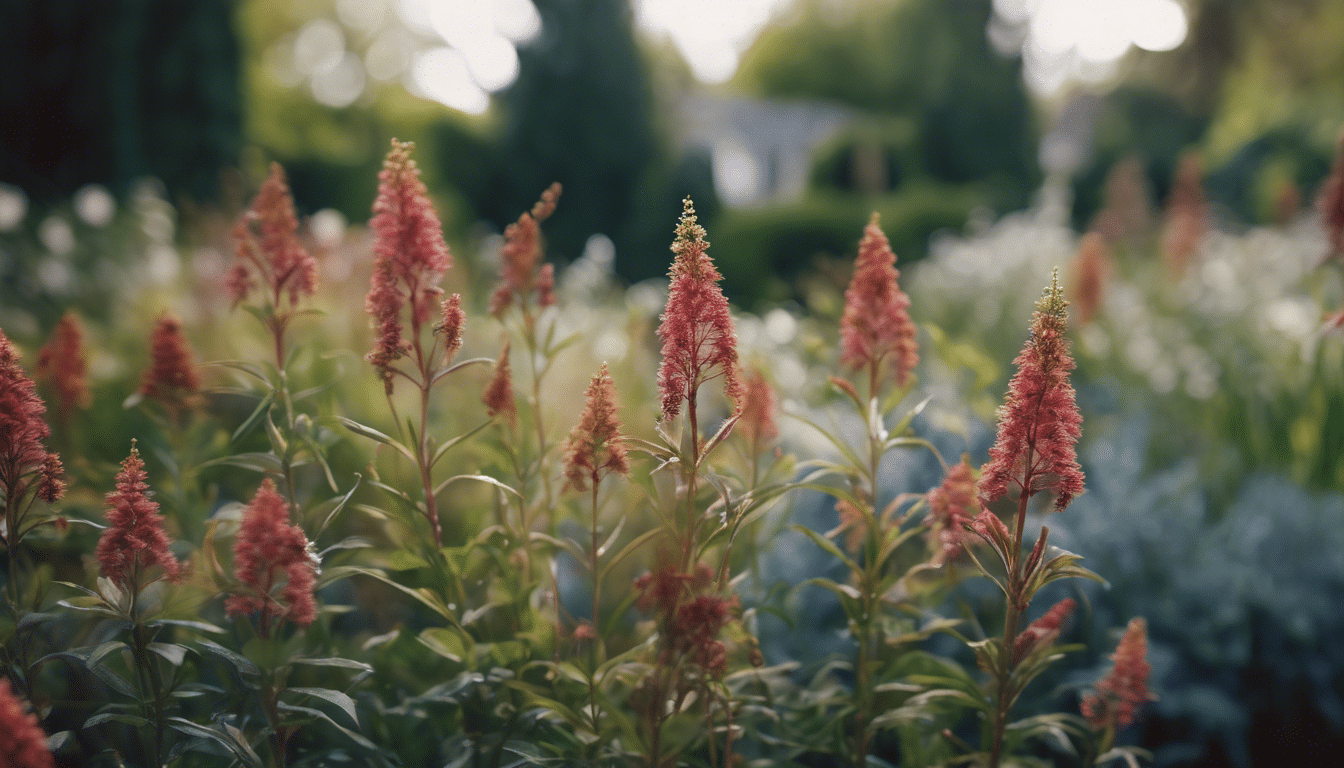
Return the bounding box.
[1317,131,1344,260]
[563,364,628,492]
[978,271,1084,511]
[926,458,980,563]
[226,479,317,628]
[635,564,734,677]
[35,312,91,416]
[1089,155,1152,242]
[656,198,741,421]
[0,328,64,505]
[228,162,318,308]
[139,314,201,414]
[0,679,54,768]
[1081,617,1152,730]
[434,293,465,364]
[490,183,561,315]
[94,444,183,590]
[1068,232,1110,326]
[482,340,515,425]
[840,212,918,388]
[365,140,453,393]
[738,366,778,449]
[1012,597,1075,663]
[1161,151,1207,274]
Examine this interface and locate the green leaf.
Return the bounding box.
[790,524,861,573]
[432,473,521,500]
[148,642,190,667]
[230,393,276,443]
[197,638,261,678]
[85,712,149,729]
[291,656,373,674]
[419,627,469,663]
[385,549,430,571]
[429,420,493,469]
[334,416,417,462]
[146,619,226,634]
[199,452,284,475]
[286,687,361,727]
[167,717,262,767]
[598,528,662,583]
[310,475,363,538]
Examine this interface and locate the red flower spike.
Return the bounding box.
[0,678,55,768]
[365,140,452,391]
[230,162,318,308]
[434,293,466,365]
[840,212,918,387]
[0,327,60,500]
[1012,597,1076,664]
[1081,617,1152,730]
[656,198,742,421]
[739,366,779,449]
[563,363,628,492]
[1161,152,1208,274]
[95,443,182,590]
[226,479,318,628]
[1068,232,1110,326]
[1317,130,1344,260]
[35,312,91,415]
[978,270,1084,512]
[482,339,516,425]
[36,452,64,503]
[139,314,201,412]
[490,183,562,316]
[927,458,981,564]
[635,563,691,614]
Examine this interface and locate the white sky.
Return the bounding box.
[277,0,1192,114]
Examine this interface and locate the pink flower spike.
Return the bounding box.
[435,293,466,365]
[226,479,317,629]
[1012,597,1076,663]
[35,312,91,416]
[739,366,779,449]
[655,198,742,421]
[95,443,182,591]
[139,314,202,413]
[490,183,562,316]
[978,270,1084,512]
[927,458,981,564]
[1317,130,1344,261]
[563,363,628,492]
[365,140,453,391]
[231,162,318,308]
[0,678,55,768]
[482,339,516,425]
[0,327,60,501]
[1081,617,1153,730]
[840,212,918,388]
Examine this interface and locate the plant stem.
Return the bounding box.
[988,459,1034,768]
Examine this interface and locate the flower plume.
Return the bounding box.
[139,313,201,416]
[434,293,465,365]
[927,458,981,563]
[482,339,516,425]
[365,139,453,393]
[0,679,54,768]
[1317,130,1344,261]
[490,182,561,315]
[738,365,778,450]
[1068,232,1110,326]
[226,479,318,629]
[840,212,918,388]
[95,443,183,589]
[1013,597,1075,663]
[229,162,318,308]
[978,270,1084,512]
[1081,617,1152,730]
[0,327,63,504]
[564,363,628,492]
[35,311,91,416]
[656,198,741,421]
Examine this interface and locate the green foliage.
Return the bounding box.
[711,185,982,308]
